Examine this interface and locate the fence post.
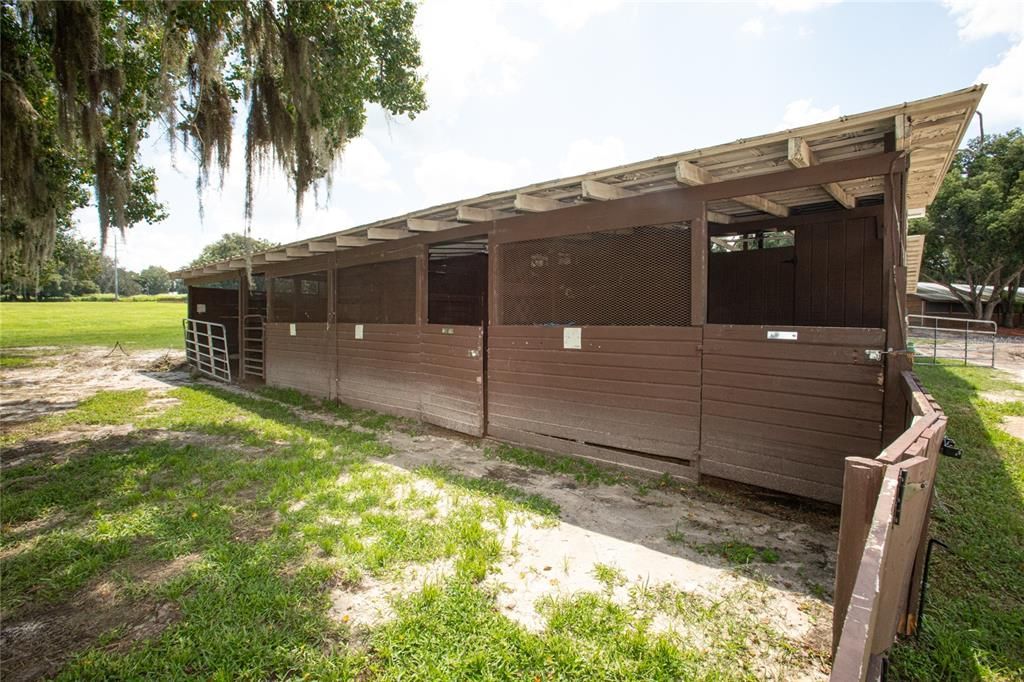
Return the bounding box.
[833,456,887,653]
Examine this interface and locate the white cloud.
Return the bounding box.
[539,0,624,31]
[780,98,841,128]
[413,150,534,206]
[757,0,840,13]
[739,18,766,36]
[337,138,398,192]
[977,40,1024,125]
[942,1,1024,126]
[416,1,539,118]
[942,0,1023,41]
[558,137,627,177]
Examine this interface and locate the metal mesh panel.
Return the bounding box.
[336,258,417,324]
[270,270,328,322]
[497,224,691,326]
[428,253,487,325]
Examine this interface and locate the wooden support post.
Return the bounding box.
[691,211,708,326]
[882,167,911,445]
[833,456,887,653]
[416,243,428,326]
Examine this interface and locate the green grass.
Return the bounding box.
[0,301,186,349]
[485,443,623,486]
[0,389,152,449]
[1,370,815,680]
[891,365,1024,681]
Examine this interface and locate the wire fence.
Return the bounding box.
[906,314,997,368]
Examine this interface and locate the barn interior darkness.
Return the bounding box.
[429,239,488,325]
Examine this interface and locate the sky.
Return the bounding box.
[75,0,1024,272]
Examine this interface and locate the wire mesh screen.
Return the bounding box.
[428,253,487,325]
[336,258,417,324]
[496,224,692,326]
[270,270,328,322]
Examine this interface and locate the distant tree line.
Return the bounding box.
[1,231,278,300]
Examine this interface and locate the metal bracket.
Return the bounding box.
[864,349,883,362]
[940,436,962,458]
[893,469,928,525]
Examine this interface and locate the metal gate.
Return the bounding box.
[184,318,232,382]
[906,314,997,367]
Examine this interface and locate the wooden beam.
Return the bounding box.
[307,240,337,253]
[250,254,268,265]
[228,259,246,268]
[215,262,233,271]
[675,160,790,217]
[285,245,310,257]
[787,137,856,209]
[406,218,463,232]
[456,205,514,222]
[514,193,566,213]
[706,210,733,224]
[581,179,636,201]
[335,236,376,247]
[264,251,292,262]
[366,227,413,240]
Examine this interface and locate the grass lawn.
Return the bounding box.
[891,364,1024,681]
[0,301,186,350]
[0,375,812,680]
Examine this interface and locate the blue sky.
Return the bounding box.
[77,0,1024,272]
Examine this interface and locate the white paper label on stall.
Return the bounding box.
[355,324,364,340]
[289,323,296,336]
[563,327,582,350]
[196,303,206,313]
[767,330,798,341]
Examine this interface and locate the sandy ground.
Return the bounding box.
[1,347,841,678]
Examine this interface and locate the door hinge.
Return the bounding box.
[893,468,928,525]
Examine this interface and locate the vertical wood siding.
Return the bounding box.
[700,324,886,503]
[487,325,700,478]
[264,322,333,398]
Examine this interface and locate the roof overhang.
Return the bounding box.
[172,85,984,280]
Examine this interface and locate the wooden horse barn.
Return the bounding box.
[175,86,983,678]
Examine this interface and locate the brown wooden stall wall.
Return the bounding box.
[487,325,700,479]
[700,325,885,503]
[264,322,333,398]
[707,214,882,327]
[335,323,421,419]
[420,325,485,436]
[794,215,883,328]
[707,247,795,325]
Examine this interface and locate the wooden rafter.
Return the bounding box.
[307,240,337,253]
[581,179,635,201]
[514,193,565,212]
[787,137,856,209]
[406,218,463,232]
[675,160,790,217]
[367,227,413,240]
[285,246,310,257]
[457,205,514,222]
[264,251,292,262]
[336,236,376,247]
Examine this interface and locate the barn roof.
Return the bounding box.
[173,84,985,280]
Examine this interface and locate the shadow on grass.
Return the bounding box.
[890,365,1024,681]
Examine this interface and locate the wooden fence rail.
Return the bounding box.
[831,371,947,681]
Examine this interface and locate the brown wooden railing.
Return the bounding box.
[831,371,948,681]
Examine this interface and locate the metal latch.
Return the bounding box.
[940,436,962,458]
[864,349,883,362]
[893,468,928,525]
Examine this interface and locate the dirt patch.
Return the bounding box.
[0,574,180,681]
[981,389,1024,404]
[377,429,836,674]
[999,416,1024,441]
[0,347,189,426]
[328,558,455,632]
